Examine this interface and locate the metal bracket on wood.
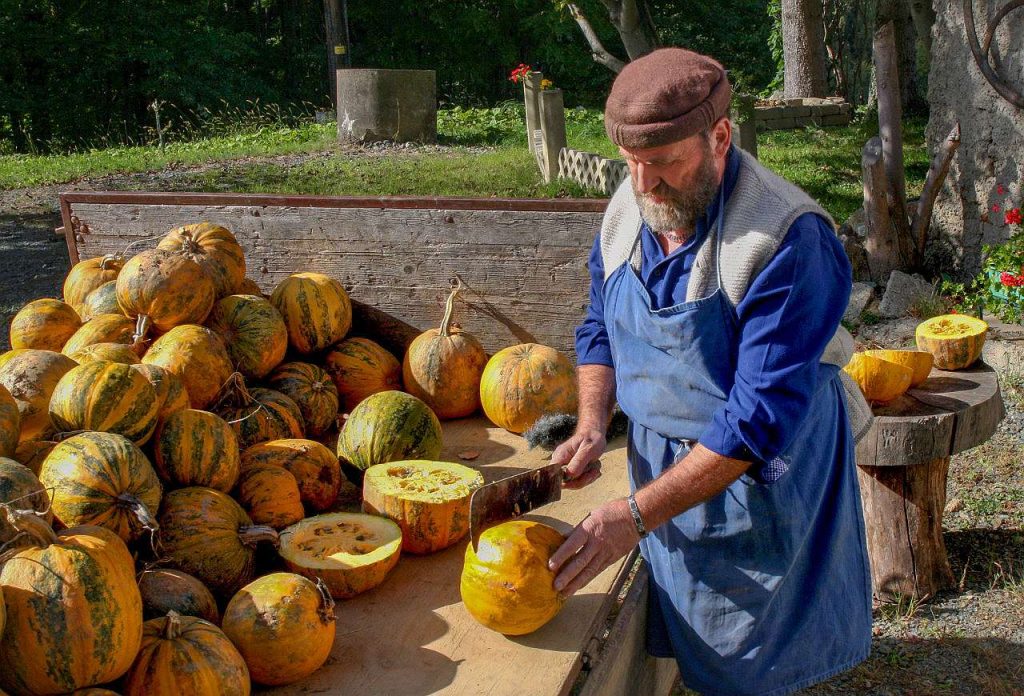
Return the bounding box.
[964,0,1024,108]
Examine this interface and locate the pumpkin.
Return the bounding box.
[843,353,914,403]
[130,363,190,424]
[78,280,122,321]
[240,439,341,512]
[480,343,578,434]
[154,409,240,491]
[324,336,402,412]
[915,314,988,370]
[63,254,124,310]
[62,313,136,356]
[142,325,234,409]
[69,690,122,696]
[237,277,264,296]
[212,374,304,449]
[158,222,247,298]
[205,294,288,379]
[863,349,934,388]
[222,573,335,686]
[402,283,487,419]
[0,457,52,549]
[266,361,339,437]
[39,432,162,543]
[270,272,352,354]
[337,390,442,471]
[116,249,216,340]
[236,463,305,529]
[9,298,82,351]
[460,519,566,635]
[69,342,141,365]
[138,568,221,625]
[362,460,483,554]
[50,360,159,445]
[0,349,78,442]
[158,487,279,598]
[278,513,402,598]
[0,516,142,695]
[0,349,27,372]
[0,384,19,459]
[13,439,55,475]
[124,612,250,696]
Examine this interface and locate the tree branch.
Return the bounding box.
[912,122,961,256]
[862,136,897,284]
[566,3,627,73]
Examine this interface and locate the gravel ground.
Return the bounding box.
[3,157,1022,695]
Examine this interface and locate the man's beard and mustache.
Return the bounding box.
[634,146,719,239]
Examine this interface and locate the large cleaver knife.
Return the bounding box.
[469,460,566,551]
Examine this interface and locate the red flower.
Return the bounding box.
[1006,208,1022,226]
[1001,271,1016,286]
[508,63,532,84]
[993,204,1002,213]
[997,184,1005,194]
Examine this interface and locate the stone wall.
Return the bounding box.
[928,0,1024,275]
[754,98,853,131]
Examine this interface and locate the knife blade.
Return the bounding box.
[469,460,565,550]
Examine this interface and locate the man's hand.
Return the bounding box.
[551,427,606,489]
[547,498,639,597]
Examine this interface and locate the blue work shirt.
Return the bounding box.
[575,146,853,465]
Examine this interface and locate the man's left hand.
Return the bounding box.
[547,498,640,597]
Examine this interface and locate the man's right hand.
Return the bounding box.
[551,428,607,490]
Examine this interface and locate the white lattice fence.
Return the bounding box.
[557,148,629,196]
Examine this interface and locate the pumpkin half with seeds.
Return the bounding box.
[915,313,988,370]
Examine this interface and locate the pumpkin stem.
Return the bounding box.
[239,525,280,549]
[100,253,123,270]
[214,372,253,410]
[314,577,337,623]
[132,315,152,352]
[163,610,183,640]
[438,279,462,338]
[1,505,58,548]
[117,493,160,539]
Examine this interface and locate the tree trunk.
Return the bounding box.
[876,0,925,113]
[906,0,935,56]
[600,0,659,60]
[780,0,830,98]
[323,0,343,107]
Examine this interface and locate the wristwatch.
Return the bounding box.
[627,493,648,539]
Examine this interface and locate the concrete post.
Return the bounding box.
[524,72,543,155]
[730,93,758,160]
[539,88,567,184]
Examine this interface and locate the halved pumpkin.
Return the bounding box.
[915,314,988,370]
[863,349,933,387]
[843,352,914,404]
[278,512,402,598]
[362,460,483,554]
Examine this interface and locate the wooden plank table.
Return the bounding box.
[854,362,1004,601]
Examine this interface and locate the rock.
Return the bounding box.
[878,271,936,318]
[844,282,875,324]
[837,208,871,281]
[945,497,964,514]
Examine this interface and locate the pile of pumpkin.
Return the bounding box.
[843,313,989,404]
[0,222,579,694]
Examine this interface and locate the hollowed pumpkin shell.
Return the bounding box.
[362,460,483,554]
[158,222,247,298]
[324,336,402,413]
[9,298,82,351]
[336,390,442,471]
[843,353,914,403]
[138,568,221,625]
[915,314,988,370]
[863,349,934,387]
[49,360,159,445]
[154,409,240,492]
[279,512,402,598]
[270,272,352,354]
[240,438,341,512]
[480,343,578,434]
[460,519,566,635]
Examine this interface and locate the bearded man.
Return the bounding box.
[547,48,874,695]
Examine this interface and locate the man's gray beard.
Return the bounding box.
[634,152,719,237]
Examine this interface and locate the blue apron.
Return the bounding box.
[603,210,872,695]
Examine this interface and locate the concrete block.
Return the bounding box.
[821,113,852,126]
[787,105,812,117]
[337,69,437,143]
[818,104,842,116]
[767,117,799,129]
[756,106,786,120]
[844,282,876,324]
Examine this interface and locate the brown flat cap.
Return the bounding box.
[605,47,731,149]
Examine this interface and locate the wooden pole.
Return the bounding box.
[539,88,567,184]
[524,72,542,156]
[323,0,344,107]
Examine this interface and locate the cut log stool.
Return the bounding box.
[855,363,1004,601]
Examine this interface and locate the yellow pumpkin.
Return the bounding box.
[49,360,159,445]
[461,520,566,635]
[0,349,78,442]
[158,222,247,298]
[9,298,82,351]
[278,513,402,598]
[270,272,352,354]
[63,254,124,310]
[362,460,483,554]
[0,384,19,459]
[78,280,121,321]
[915,314,988,370]
[402,283,487,419]
[130,363,190,425]
[240,438,340,511]
[843,353,913,403]
[69,342,141,365]
[324,336,402,413]
[0,457,52,550]
[222,573,335,686]
[236,463,305,530]
[61,313,136,356]
[479,343,578,433]
[205,294,288,379]
[116,249,216,338]
[863,349,933,387]
[142,325,234,409]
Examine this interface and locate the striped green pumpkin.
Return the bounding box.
[62,313,136,356]
[236,463,305,529]
[337,390,442,471]
[205,294,288,379]
[138,568,221,625]
[266,361,339,437]
[49,360,159,445]
[131,363,190,425]
[323,337,402,413]
[0,457,52,550]
[9,298,82,351]
[63,254,124,310]
[0,384,19,459]
[154,409,240,492]
[78,280,121,321]
[142,325,234,409]
[116,248,216,336]
[240,438,341,512]
[39,431,162,543]
[213,375,304,449]
[68,341,141,365]
[270,272,352,354]
[0,349,78,442]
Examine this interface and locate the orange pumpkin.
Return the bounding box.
[212,375,305,449]
[0,456,52,550]
[78,279,122,321]
[266,361,339,437]
[116,248,216,338]
[863,349,934,388]
[9,298,82,351]
[49,360,159,444]
[138,568,221,625]
[130,363,190,425]
[843,353,914,404]
[0,516,142,695]
[236,463,305,529]
[237,277,264,296]
[68,342,141,365]
[62,313,136,356]
[142,325,234,409]
[270,272,352,354]
[158,222,247,298]
[479,343,578,433]
[460,520,566,635]
[402,283,487,419]
[0,349,78,442]
[124,612,250,696]
[915,314,989,370]
[240,438,341,511]
[324,336,402,413]
[13,439,55,475]
[154,409,240,492]
[205,294,288,379]
[222,573,335,686]
[63,254,124,310]
[362,460,483,554]
[0,384,19,459]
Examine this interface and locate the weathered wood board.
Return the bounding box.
[266,417,649,696]
[60,192,607,356]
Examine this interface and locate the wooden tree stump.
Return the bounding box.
[854,363,1004,601]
